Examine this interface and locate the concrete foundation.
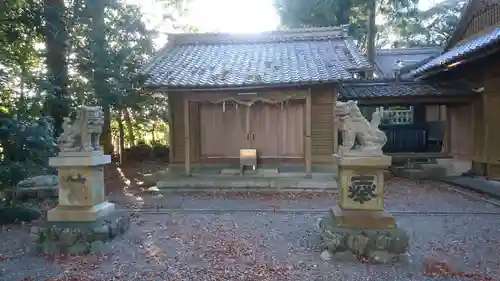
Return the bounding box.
[155,164,338,191]
[157,173,337,190]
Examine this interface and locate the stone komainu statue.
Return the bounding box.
[57,106,105,153]
[335,100,387,156]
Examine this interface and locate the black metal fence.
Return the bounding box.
[354,105,445,154]
[380,125,428,153]
[338,123,444,153]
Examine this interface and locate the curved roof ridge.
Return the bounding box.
[167,25,350,45]
[376,47,443,55]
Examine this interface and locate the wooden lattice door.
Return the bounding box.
[249,103,280,157]
[199,103,249,158]
[250,102,304,158]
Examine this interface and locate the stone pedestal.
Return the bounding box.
[33,151,129,254]
[318,154,409,263]
[335,154,395,227]
[47,153,114,222]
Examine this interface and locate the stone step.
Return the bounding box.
[392,159,431,167]
[393,165,447,181]
[162,172,336,180]
[220,168,279,176]
[390,166,407,177]
[419,163,440,169]
[157,177,337,191]
[401,168,428,180]
[420,163,446,172]
[435,158,454,167]
[420,163,447,179]
[435,158,473,177]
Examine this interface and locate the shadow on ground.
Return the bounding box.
[104,160,167,195]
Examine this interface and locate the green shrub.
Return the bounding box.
[123,142,169,162]
[0,205,41,225]
[0,113,57,200]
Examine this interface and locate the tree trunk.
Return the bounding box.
[336,0,351,25]
[17,69,25,120]
[101,104,113,154]
[366,0,377,78]
[118,110,125,164]
[124,108,135,147]
[151,122,156,143]
[88,0,113,154]
[43,0,70,136]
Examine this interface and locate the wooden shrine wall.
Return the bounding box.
[464,80,500,180]
[168,86,338,165]
[448,104,473,160]
[482,85,500,180]
[169,93,200,164]
[425,105,447,122]
[311,87,337,163]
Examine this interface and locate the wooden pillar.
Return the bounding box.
[470,100,475,162]
[305,89,312,175]
[486,93,500,180]
[413,105,426,125]
[332,90,338,154]
[444,104,452,154]
[482,93,488,163]
[183,97,191,176]
[484,93,491,178]
[167,92,174,164]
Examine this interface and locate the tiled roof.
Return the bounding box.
[399,55,440,79]
[374,47,442,78]
[338,80,475,100]
[410,27,500,76]
[141,26,372,89]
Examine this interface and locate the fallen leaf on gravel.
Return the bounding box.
[423,256,493,281]
[192,191,336,201]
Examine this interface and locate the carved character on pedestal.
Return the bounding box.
[61,172,88,205]
[348,175,377,204]
[335,100,387,156]
[57,106,104,153]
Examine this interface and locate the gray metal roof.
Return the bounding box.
[410,27,500,76]
[338,79,474,100]
[141,26,372,89]
[374,47,442,78]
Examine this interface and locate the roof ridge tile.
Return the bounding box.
[168,26,350,45]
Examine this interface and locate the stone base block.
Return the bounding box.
[318,212,409,264]
[30,211,130,254]
[6,185,59,201]
[333,154,392,167]
[49,154,110,167]
[331,206,396,229]
[47,202,115,222]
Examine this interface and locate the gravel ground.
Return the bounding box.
[2,212,500,281]
[2,179,500,281]
[107,179,500,213]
